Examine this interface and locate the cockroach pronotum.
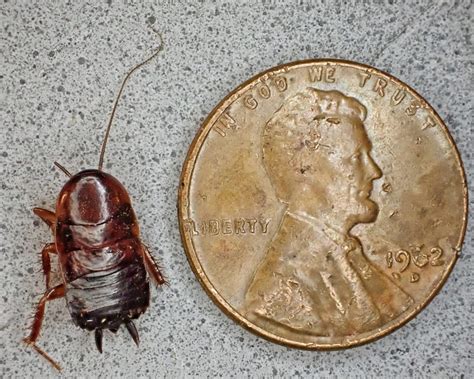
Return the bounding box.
[24,32,166,371]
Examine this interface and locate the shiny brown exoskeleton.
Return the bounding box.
[24,34,166,371]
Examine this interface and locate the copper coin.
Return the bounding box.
[178,60,467,349]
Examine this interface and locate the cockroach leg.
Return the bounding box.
[31,344,62,372]
[33,208,56,229]
[24,283,65,371]
[125,321,140,347]
[40,243,57,289]
[24,284,65,344]
[141,244,167,286]
[94,329,103,353]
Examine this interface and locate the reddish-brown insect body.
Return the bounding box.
[56,171,151,332]
[24,35,165,371]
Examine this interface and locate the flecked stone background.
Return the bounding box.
[0,1,472,378]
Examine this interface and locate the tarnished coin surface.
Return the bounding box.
[178,60,467,349]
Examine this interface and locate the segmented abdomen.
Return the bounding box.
[66,258,149,331]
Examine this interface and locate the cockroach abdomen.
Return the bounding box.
[66,258,150,331]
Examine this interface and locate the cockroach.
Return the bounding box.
[24,33,166,371]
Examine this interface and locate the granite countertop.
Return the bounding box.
[1,1,472,377]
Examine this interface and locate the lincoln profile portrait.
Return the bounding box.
[244,88,413,337]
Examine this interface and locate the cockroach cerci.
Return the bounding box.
[24,35,166,371]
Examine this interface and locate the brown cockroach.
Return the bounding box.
[24,33,166,371]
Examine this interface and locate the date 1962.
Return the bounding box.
[386,245,444,283]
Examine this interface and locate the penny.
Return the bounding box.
[178,60,467,349]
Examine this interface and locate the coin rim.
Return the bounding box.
[178,58,468,350]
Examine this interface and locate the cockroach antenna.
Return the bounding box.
[98,29,164,171]
[53,161,72,177]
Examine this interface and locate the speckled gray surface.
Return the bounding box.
[0,1,472,378]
